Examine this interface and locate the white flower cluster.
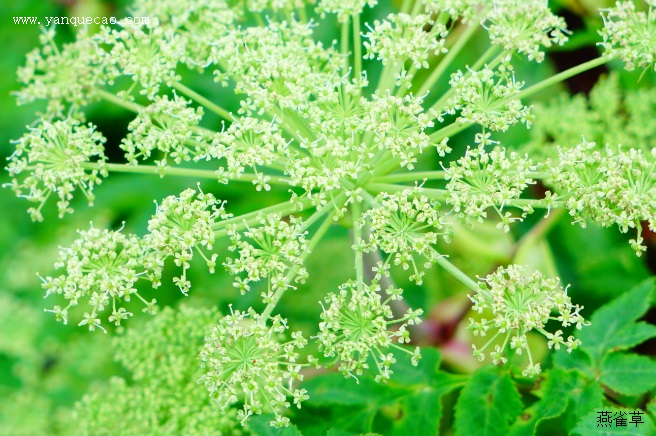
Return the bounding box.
[422,0,488,22]
[317,281,423,382]
[114,305,218,384]
[599,0,656,71]
[468,265,587,377]
[363,13,448,70]
[282,84,369,204]
[208,117,291,188]
[550,140,656,255]
[5,118,107,221]
[485,0,569,63]
[366,92,437,169]
[365,189,451,284]
[444,146,537,229]
[146,188,229,294]
[121,93,205,167]
[199,308,309,427]
[225,214,308,303]
[42,225,159,332]
[73,306,241,434]
[96,20,183,99]
[131,0,237,68]
[317,0,378,22]
[15,27,106,113]
[211,20,340,115]
[445,63,531,132]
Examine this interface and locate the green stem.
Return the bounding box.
[516,56,611,101]
[417,21,479,97]
[96,89,143,113]
[351,200,365,292]
[411,0,424,15]
[341,20,350,75]
[212,197,313,232]
[377,62,403,94]
[400,0,413,14]
[172,82,233,120]
[373,171,448,183]
[428,121,470,142]
[366,183,566,209]
[433,250,479,291]
[353,14,362,78]
[83,162,292,185]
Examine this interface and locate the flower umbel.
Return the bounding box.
[121,93,205,167]
[484,0,569,63]
[198,308,309,427]
[5,118,107,221]
[42,224,159,331]
[145,187,229,294]
[317,280,423,382]
[225,214,308,303]
[600,0,656,72]
[445,62,532,132]
[365,189,451,285]
[468,265,588,377]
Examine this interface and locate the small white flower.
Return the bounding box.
[42,224,160,330]
[5,118,107,221]
[484,0,569,63]
[599,0,656,71]
[122,93,206,167]
[468,265,589,377]
[317,280,423,382]
[145,188,229,295]
[199,308,310,427]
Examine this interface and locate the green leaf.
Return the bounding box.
[303,373,404,407]
[387,347,441,387]
[509,368,601,436]
[579,279,655,366]
[300,348,465,435]
[326,430,361,436]
[561,377,605,431]
[572,408,654,436]
[389,389,442,436]
[551,222,650,310]
[454,367,522,436]
[604,322,656,354]
[600,353,656,396]
[553,348,595,379]
[248,415,304,436]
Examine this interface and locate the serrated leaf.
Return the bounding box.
[579,279,655,366]
[647,400,656,420]
[600,353,656,396]
[388,370,466,435]
[605,322,656,354]
[387,347,441,387]
[509,368,600,436]
[572,408,654,436]
[561,377,605,431]
[454,367,522,436]
[248,415,303,436]
[389,389,442,436]
[553,348,594,379]
[300,348,464,435]
[303,373,406,407]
